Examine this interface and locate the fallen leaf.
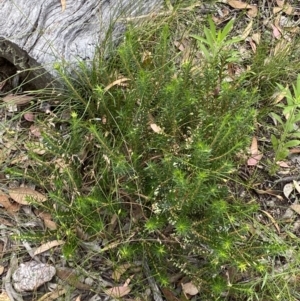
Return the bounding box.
[37,287,65,301]
[251,33,261,45]
[174,41,185,52]
[23,112,35,122]
[56,268,92,290]
[150,123,163,134]
[30,124,42,137]
[227,0,258,17]
[241,20,253,40]
[276,0,284,6]
[290,204,300,215]
[9,187,47,205]
[283,182,294,199]
[104,78,130,92]
[161,288,180,301]
[249,38,257,53]
[104,276,133,298]
[271,88,287,104]
[0,265,4,275]
[44,219,58,230]
[271,24,282,39]
[254,189,283,200]
[293,180,300,194]
[104,286,131,298]
[0,194,20,213]
[181,282,199,296]
[283,3,294,15]
[289,148,300,154]
[273,6,283,14]
[247,137,263,166]
[276,161,289,168]
[34,240,64,256]
[112,263,132,281]
[2,94,34,105]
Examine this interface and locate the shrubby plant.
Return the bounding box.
[7,7,300,300]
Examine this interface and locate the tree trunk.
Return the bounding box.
[0,0,163,90]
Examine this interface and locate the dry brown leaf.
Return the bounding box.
[34,240,64,256]
[273,6,283,14]
[249,38,257,53]
[290,204,300,215]
[104,78,130,92]
[161,288,180,301]
[271,87,287,104]
[56,268,92,290]
[104,286,131,298]
[227,0,258,17]
[283,3,294,15]
[2,94,34,105]
[37,287,65,301]
[44,219,58,230]
[9,187,47,205]
[276,0,284,6]
[293,180,300,194]
[74,296,81,301]
[271,24,282,39]
[241,20,253,40]
[181,282,199,296]
[251,32,261,45]
[247,137,263,166]
[174,40,185,52]
[150,123,163,134]
[104,276,133,298]
[112,263,132,281]
[23,112,35,122]
[276,161,289,168]
[247,6,258,18]
[30,124,42,137]
[61,0,66,11]
[0,194,20,213]
[283,182,295,198]
[35,211,58,230]
[289,148,300,154]
[254,189,283,200]
[0,265,4,275]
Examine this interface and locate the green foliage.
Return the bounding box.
[269,74,300,171]
[190,16,242,64]
[8,8,300,301]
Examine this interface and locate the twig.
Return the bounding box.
[5,253,23,301]
[273,174,300,185]
[143,260,163,301]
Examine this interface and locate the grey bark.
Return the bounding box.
[0,0,164,89]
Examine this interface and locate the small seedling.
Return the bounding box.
[190,16,242,63]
